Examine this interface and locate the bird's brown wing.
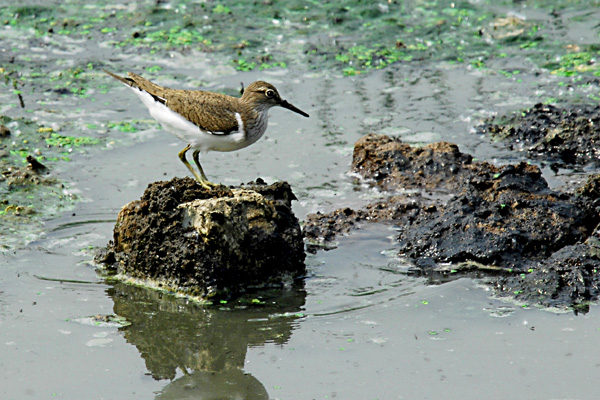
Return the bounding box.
[106,71,241,134]
[163,91,241,135]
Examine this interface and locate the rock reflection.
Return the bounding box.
[108,282,306,398]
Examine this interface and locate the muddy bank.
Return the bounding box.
[304,134,600,309]
[96,177,306,300]
[477,103,600,168]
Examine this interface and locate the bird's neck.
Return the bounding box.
[244,107,269,139]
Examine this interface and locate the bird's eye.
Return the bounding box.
[265,89,275,98]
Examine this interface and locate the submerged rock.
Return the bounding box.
[304,134,600,310]
[304,196,422,251]
[96,177,306,299]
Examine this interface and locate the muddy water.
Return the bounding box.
[2,1,600,399]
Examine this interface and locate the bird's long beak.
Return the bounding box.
[280,100,309,118]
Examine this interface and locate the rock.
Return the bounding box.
[477,103,600,167]
[484,16,530,40]
[351,134,474,191]
[304,133,600,310]
[495,244,600,312]
[396,161,598,270]
[26,155,47,171]
[96,177,306,299]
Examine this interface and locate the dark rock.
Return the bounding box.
[26,155,47,171]
[304,133,600,310]
[96,177,306,299]
[495,244,600,311]
[477,103,600,166]
[396,161,598,270]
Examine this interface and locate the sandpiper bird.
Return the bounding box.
[104,70,309,188]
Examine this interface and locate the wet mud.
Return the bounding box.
[96,177,305,299]
[304,132,600,309]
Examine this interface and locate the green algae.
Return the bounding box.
[107,120,158,134]
[3,0,600,82]
[335,44,415,75]
[0,115,104,251]
[546,51,600,77]
[233,58,287,72]
[118,26,213,52]
[45,132,100,148]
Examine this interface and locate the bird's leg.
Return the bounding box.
[192,149,218,187]
[178,144,213,189]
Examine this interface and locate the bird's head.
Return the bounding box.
[241,81,309,117]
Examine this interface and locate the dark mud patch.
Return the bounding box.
[96,177,306,300]
[477,103,600,168]
[304,134,600,310]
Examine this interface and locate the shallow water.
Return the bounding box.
[2,1,600,399]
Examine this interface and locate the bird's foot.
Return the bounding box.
[197,178,219,190]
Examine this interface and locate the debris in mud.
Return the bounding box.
[0,124,10,137]
[1,164,52,186]
[477,103,600,167]
[26,155,47,171]
[576,173,600,200]
[0,115,98,252]
[95,177,306,300]
[304,133,600,310]
[70,314,132,328]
